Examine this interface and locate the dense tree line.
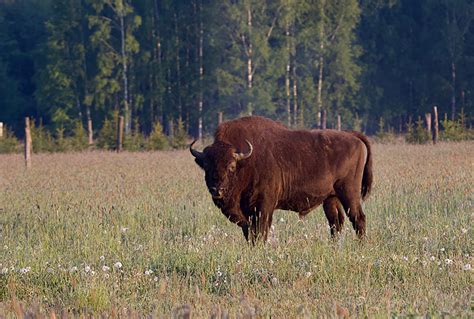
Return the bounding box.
[0,0,473,140]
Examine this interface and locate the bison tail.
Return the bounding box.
[351,131,373,201]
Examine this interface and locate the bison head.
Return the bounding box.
[190,140,253,200]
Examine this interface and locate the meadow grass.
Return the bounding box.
[0,142,472,317]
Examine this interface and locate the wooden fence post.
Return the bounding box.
[317,111,321,128]
[337,114,341,131]
[116,116,124,153]
[25,117,32,168]
[218,112,223,126]
[0,122,3,138]
[433,106,439,144]
[425,113,432,135]
[87,118,94,145]
[321,110,327,130]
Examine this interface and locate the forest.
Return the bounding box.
[0,0,473,142]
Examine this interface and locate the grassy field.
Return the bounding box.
[0,141,472,317]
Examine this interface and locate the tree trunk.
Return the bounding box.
[86,107,93,145]
[25,117,32,168]
[433,106,439,144]
[451,62,456,120]
[316,1,325,127]
[153,0,163,126]
[247,4,253,115]
[175,13,182,119]
[119,7,130,134]
[292,58,298,127]
[198,0,204,140]
[285,22,291,127]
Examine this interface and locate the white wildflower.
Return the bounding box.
[47,267,54,273]
[445,259,453,265]
[279,218,285,223]
[104,273,110,279]
[402,256,408,262]
[102,265,110,272]
[461,228,467,234]
[271,277,279,285]
[216,270,223,277]
[70,266,78,273]
[120,226,129,233]
[154,276,159,282]
[84,265,91,273]
[19,267,31,274]
[463,264,471,271]
[114,262,122,269]
[100,255,105,262]
[1,267,8,274]
[440,248,445,252]
[430,256,436,261]
[305,272,312,278]
[145,269,153,276]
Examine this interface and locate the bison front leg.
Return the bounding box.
[323,196,345,236]
[247,202,274,244]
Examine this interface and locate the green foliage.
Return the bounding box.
[30,120,55,153]
[1,0,474,138]
[405,118,431,144]
[440,119,473,141]
[146,121,169,151]
[170,118,188,149]
[96,113,118,150]
[54,126,70,152]
[124,120,146,151]
[375,117,396,143]
[69,121,89,151]
[0,126,20,153]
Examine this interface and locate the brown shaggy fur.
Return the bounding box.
[191,116,373,242]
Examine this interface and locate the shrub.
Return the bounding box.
[124,120,146,151]
[96,113,118,150]
[31,120,55,152]
[146,121,169,151]
[440,119,473,141]
[54,126,71,152]
[375,117,396,143]
[170,118,188,149]
[0,126,20,153]
[69,121,89,151]
[405,118,430,144]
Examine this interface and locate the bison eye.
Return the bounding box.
[228,162,236,172]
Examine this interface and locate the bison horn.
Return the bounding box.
[233,140,253,161]
[189,139,204,160]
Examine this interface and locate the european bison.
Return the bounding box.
[190,116,373,242]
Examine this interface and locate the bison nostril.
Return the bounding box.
[210,187,217,194]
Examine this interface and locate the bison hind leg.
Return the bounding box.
[323,196,345,236]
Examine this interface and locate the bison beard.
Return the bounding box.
[190,116,373,243]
